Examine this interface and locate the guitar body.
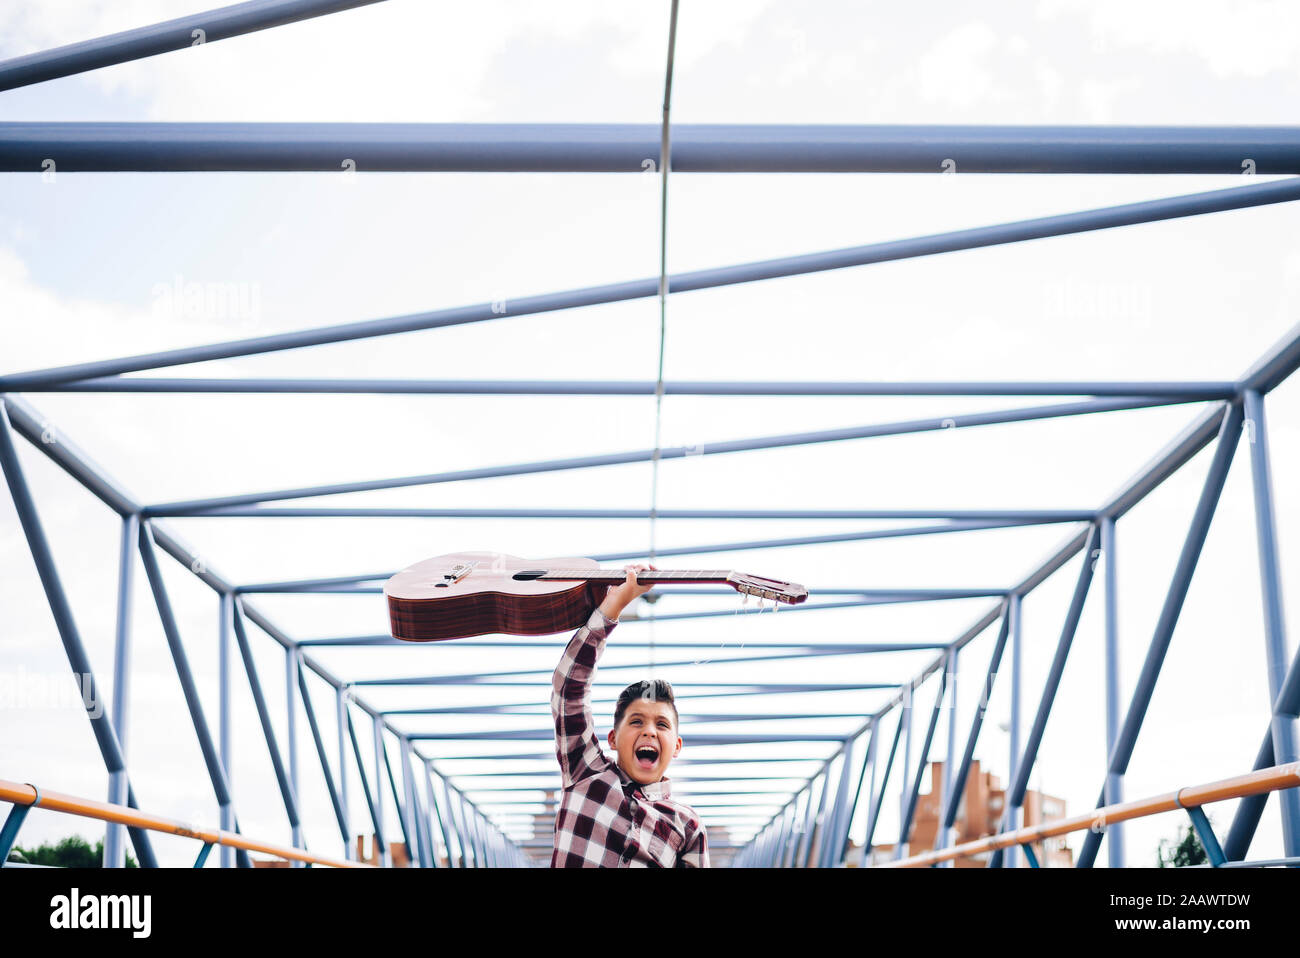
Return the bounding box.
[386,551,607,642]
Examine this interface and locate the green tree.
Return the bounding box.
[9,834,137,868]
[1156,820,1208,867]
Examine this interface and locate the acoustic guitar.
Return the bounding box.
[384,551,809,642]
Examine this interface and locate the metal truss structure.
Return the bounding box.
[2,0,1300,868]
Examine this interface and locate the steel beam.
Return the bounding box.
[0,404,157,867]
[989,523,1101,868]
[0,0,388,91]
[150,506,1097,520]
[104,512,138,868]
[296,665,348,848]
[34,376,1236,397]
[861,712,904,862]
[355,648,911,685]
[230,598,301,837]
[1100,516,1126,867]
[137,523,254,867]
[939,646,960,860]
[1077,404,1244,867]
[7,185,1299,392]
[942,608,1011,839]
[1241,390,1300,860]
[143,397,1177,515]
[5,123,1300,172]
[898,670,948,859]
[1008,592,1023,868]
[344,706,385,864]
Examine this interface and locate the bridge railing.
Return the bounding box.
[0,778,369,869]
[873,762,1300,868]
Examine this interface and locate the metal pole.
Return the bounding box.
[858,726,881,866]
[336,686,352,860]
[463,795,484,867]
[990,523,1101,868]
[27,376,1237,398]
[113,504,1101,519]
[774,804,796,868]
[286,646,301,862]
[373,717,389,866]
[218,591,234,869]
[138,523,254,867]
[1078,403,1244,867]
[839,726,877,864]
[896,682,914,860]
[862,709,904,865]
[1223,576,1300,857]
[1007,592,1023,868]
[786,789,811,867]
[939,646,960,860]
[400,739,430,868]
[806,771,832,868]
[8,123,1300,173]
[6,191,1300,394]
[378,731,414,866]
[1100,516,1126,867]
[942,608,1011,857]
[440,777,463,866]
[449,786,471,867]
[296,666,348,848]
[104,512,137,868]
[898,670,949,860]
[1242,389,1300,859]
[229,599,301,838]
[144,397,1173,515]
[481,808,499,868]
[826,738,857,868]
[425,767,453,867]
[0,403,157,867]
[0,0,390,92]
[793,777,820,868]
[345,708,385,864]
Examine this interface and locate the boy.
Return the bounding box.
[551,561,709,867]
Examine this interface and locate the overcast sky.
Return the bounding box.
[3,0,1300,867]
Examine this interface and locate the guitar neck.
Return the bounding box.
[536,569,733,584]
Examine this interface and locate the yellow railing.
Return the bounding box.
[0,778,370,868]
[876,762,1300,868]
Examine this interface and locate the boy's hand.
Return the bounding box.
[598,562,657,620]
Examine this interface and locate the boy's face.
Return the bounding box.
[608,697,682,785]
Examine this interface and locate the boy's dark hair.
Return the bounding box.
[614,680,678,732]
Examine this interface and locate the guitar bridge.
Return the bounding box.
[443,562,477,584]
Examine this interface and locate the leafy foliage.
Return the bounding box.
[9,834,137,868]
[1156,821,1207,868]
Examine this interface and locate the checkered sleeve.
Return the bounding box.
[680,816,710,868]
[552,606,619,789]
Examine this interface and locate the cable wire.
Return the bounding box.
[647,0,681,677]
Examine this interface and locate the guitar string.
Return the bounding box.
[647,0,680,681]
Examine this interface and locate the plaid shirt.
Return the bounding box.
[551,607,709,868]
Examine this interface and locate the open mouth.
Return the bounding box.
[634,745,660,769]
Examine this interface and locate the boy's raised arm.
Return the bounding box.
[552,564,655,790]
[551,606,619,789]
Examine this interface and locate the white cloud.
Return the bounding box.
[914,22,1004,108]
[1039,0,1300,78]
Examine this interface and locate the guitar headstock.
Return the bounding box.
[726,572,809,605]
